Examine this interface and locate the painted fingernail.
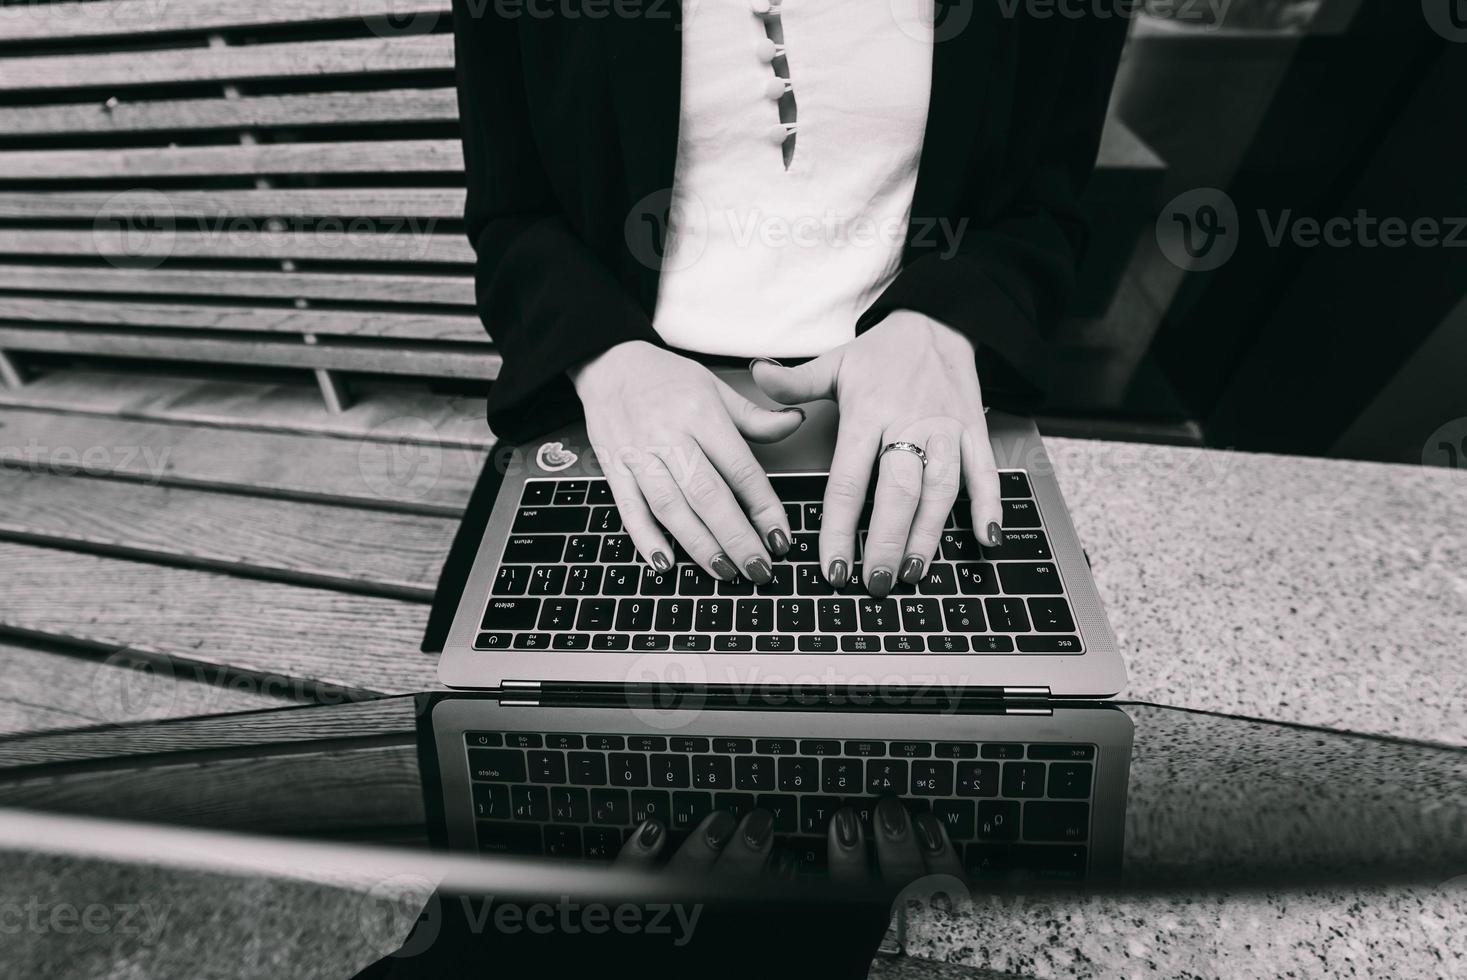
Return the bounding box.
[867,567,893,598]
[835,808,860,849]
[710,553,739,581]
[876,797,908,840]
[767,527,790,557]
[651,551,673,573]
[914,812,945,854]
[638,819,663,847]
[744,557,773,585]
[743,809,775,848]
[985,522,1003,548]
[827,558,848,588]
[749,357,785,371]
[899,555,925,585]
[704,811,737,850]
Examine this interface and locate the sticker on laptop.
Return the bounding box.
[536,441,578,472]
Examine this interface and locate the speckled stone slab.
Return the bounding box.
[1040,438,1467,747]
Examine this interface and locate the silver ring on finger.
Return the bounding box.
[880,441,928,468]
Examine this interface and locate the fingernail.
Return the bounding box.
[835,808,860,848]
[985,522,1003,548]
[899,555,925,585]
[638,819,663,847]
[826,558,848,588]
[914,812,945,854]
[867,567,893,598]
[749,357,785,371]
[743,809,775,848]
[779,407,806,420]
[744,557,773,585]
[876,797,908,840]
[710,553,738,581]
[767,528,790,557]
[651,551,673,573]
[704,811,737,850]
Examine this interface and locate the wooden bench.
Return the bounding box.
[0,1,1163,737]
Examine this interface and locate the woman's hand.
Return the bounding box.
[570,341,804,583]
[751,311,1004,598]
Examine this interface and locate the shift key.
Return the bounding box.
[482,598,541,630]
[514,507,590,533]
[469,749,527,782]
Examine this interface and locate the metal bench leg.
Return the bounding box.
[0,350,23,388]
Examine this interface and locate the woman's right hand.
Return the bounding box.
[569,341,804,583]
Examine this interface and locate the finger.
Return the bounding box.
[713,377,807,445]
[872,797,925,886]
[819,417,880,588]
[697,416,793,559]
[633,452,742,578]
[661,444,774,583]
[749,353,841,405]
[601,451,676,574]
[912,812,966,881]
[862,437,925,598]
[827,807,869,885]
[615,818,668,867]
[960,422,1004,549]
[666,810,739,875]
[899,426,962,586]
[714,809,777,878]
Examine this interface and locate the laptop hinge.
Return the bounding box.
[1003,686,1051,698]
[500,680,542,690]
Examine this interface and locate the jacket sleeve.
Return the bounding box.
[453,2,661,442]
[855,14,1131,407]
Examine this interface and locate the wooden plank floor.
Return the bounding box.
[0,373,492,737]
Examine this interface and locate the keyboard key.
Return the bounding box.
[883,635,924,653]
[866,759,908,794]
[911,760,953,795]
[600,535,635,562]
[672,635,711,651]
[1002,500,1041,529]
[474,632,513,651]
[591,789,630,824]
[587,735,625,750]
[1003,762,1046,798]
[777,757,819,792]
[713,738,753,753]
[693,598,734,632]
[890,741,932,758]
[784,502,802,529]
[1017,635,1083,653]
[787,533,820,563]
[528,566,568,596]
[1048,762,1093,799]
[608,753,649,787]
[527,750,567,784]
[574,598,615,631]
[796,565,834,596]
[736,598,774,631]
[506,733,542,748]
[771,475,827,500]
[802,502,823,529]
[472,783,509,820]
[977,800,1020,841]
[546,733,583,750]
[858,598,900,632]
[998,563,1063,595]
[624,627,666,647]
[513,632,551,650]
[757,566,794,596]
[591,633,632,650]
[550,787,589,823]
[493,566,529,595]
[642,568,678,596]
[543,825,583,857]
[551,633,590,650]
[984,598,1031,632]
[469,751,528,780]
[932,799,976,840]
[631,790,672,824]
[785,836,828,872]
[466,732,504,748]
[983,743,1025,760]
[916,563,958,595]
[714,635,754,651]
[757,794,798,833]
[936,742,979,759]
[899,598,943,632]
[654,599,693,632]
[691,755,732,790]
[520,481,555,506]
[587,480,614,505]
[927,635,970,653]
[672,792,714,831]
[776,599,815,632]
[583,826,625,860]
[840,635,883,653]
[982,530,1052,561]
[970,635,1016,653]
[817,598,857,632]
[630,737,667,751]
[604,565,640,595]
[514,507,590,534]
[511,785,548,821]
[734,756,775,791]
[1000,472,1032,498]
[615,599,653,631]
[940,531,983,562]
[1028,744,1096,761]
[503,535,565,563]
[822,758,862,793]
[553,481,588,505]
[678,565,717,596]
[482,598,541,631]
[717,575,756,596]
[955,562,1001,595]
[651,754,691,788]
[1025,802,1089,842]
[792,635,833,652]
[756,739,797,754]
[569,752,607,785]
[756,635,795,652]
[565,565,603,595]
[714,792,757,819]
[477,821,541,856]
[799,796,840,835]
[564,535,600,562]
[589,506,622,533]
[844,740,885,757]
[536,598,577,631]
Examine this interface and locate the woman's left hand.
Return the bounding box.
[751,311,1004,598]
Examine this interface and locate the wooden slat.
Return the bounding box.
[0,543,439,696]
[0,297,487,344]
[0,327,499,379]
[0,265,474,306]
[0,406,485,512]
[0,88,459,136]
[0,139,463,180]
[0,369,494,446]
[0,189,466,220]
[3,0,449,42]
[0,744,422,833]
[0,469,460,599]
[0,34,453,92]
[0,638,288,739]
[0,698,416,771]
[0,229,474,264]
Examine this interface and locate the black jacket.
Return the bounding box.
[453,0,1130,442]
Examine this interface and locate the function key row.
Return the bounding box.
[474,631,1082,653]
[464,734,1094,761]
[510,503,1042,538]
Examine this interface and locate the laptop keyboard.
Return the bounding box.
[466,731,1094,880]
[475,471,1084,656]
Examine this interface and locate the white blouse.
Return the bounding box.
[651,0,935,359]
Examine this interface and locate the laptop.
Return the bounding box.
[441,366,1126,699]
